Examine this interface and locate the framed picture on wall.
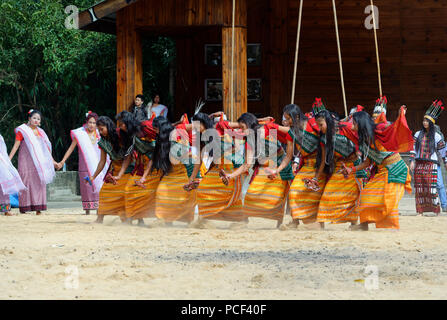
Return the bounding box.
[205,44,222,66]
[205,44,261,66]
[247,44,261,66]
[205,79,223,101]
[247,79,262,101]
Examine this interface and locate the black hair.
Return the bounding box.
[28,109,42,119]
[315,110,336,175]
[116,111,141,151]
[152,93,160,100]
[135,94,145,101]
[283,104,306,158]
[97,116,120,153]
[415,119,436,156]
[152,116,174,175]
[283,104,305,139]
[352,111,378,158]
[192,112,214,130]
[192,112,215,156]
[237,113,261,161]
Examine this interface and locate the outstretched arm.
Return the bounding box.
[113,154,132,180]
[139,158,153,183]
[58,139,77,170]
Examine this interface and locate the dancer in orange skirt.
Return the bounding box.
[341,108,413,230]
[152,116,203,226]
[315,110,363,229]
[188,113,247,228]
[275,100,328,230]
[113,111,161,225]
[88,116,133,224]
[219,113,294,228]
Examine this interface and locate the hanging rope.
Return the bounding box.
[370,0,382,97]
[230,0,236,121]
[331,0,348,118]
[291,0,304,104]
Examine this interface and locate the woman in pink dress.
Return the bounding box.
[9,110,58,215]
[0,134,27,215]
[58,111,109,214]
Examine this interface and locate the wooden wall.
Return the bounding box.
[116,0,447,132]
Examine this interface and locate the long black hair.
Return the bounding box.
[283,104,305,142]
[152,116,174,175]
[237,113,261,161]
[352,111,378,158]
[97,116,120,153]
[415,119,436,155]
[192,112,215,156]
[192,112,214,130]
[116,111,141,151]
[315,110,336,175]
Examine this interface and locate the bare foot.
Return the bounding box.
[279,220,299,231]
[137,219,145,226]
[4,212,13,216]
[36,211,42,215]
[350,223,369,231]
[189,218,215,229]
[95,215,104,224]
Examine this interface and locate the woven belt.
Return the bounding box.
[381,153,401,166]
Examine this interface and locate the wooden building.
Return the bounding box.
[79,0,447,132]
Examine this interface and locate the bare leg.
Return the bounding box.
[137,219,145,226]
[350,222,369,231]
[85,209,90,215]
[319,222,325,230]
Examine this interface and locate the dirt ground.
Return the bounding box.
[1,209,447,300]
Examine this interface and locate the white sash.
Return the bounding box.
[0,135,27,195]
[15,124,55,185]
[71,126,110,193]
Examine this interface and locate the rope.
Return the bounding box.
[370,0,382,97]
[331,0,348,118]
[291,0,304,104]
[230,0,236,121]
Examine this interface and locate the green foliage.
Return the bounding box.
[0,0,175,170]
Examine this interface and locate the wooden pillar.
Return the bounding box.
[222,0,247,121]
[116,5,142,114]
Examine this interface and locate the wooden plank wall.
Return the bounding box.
[116,4,143,113]
[131,0,447,132]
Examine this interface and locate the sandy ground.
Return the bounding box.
[1,200,447,300]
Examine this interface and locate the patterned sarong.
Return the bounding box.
[414,160,440,214]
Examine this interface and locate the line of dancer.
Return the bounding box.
[2,97,446,230]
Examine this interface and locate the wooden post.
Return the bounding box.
[222,0,247,122]
[116,5,142,114]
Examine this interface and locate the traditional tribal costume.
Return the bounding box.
[70,125,109,210]
[14,124,55,213]
[196,118,246,221]
[242,121,294,222]
[410,100,446,214]
[154,119,201,223]
[0,134,26,213]
[97,129,133,220]
[317,128,364,224]
[288,98,327,224]
[124,115,161,220]
[351,105,413,229]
